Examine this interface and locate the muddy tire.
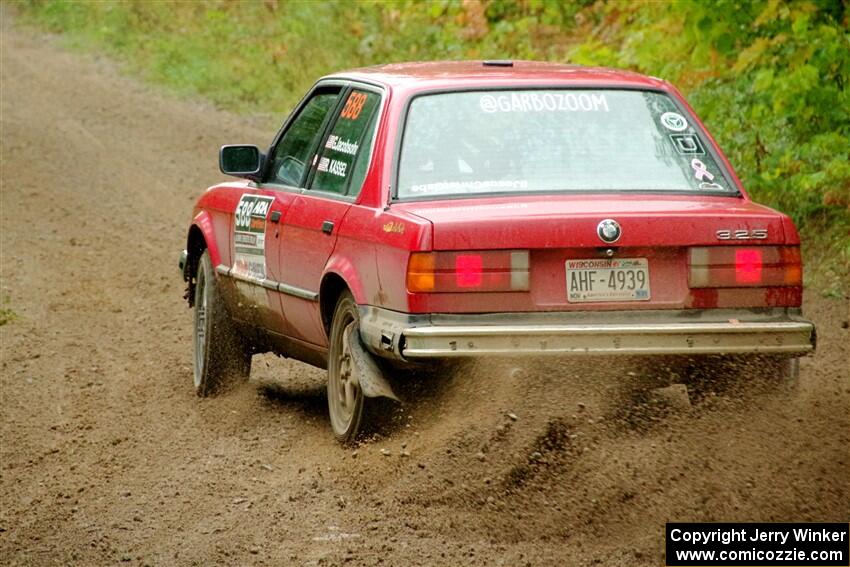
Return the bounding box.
[327,291,368,443]
[193,250,251,396]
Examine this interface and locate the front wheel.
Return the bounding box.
[193,250,252,396]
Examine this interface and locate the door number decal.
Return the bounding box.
[233,194,274,280]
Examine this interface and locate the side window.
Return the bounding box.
[268,88,341,187]
[310,89,381,197]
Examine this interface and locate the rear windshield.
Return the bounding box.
[397,89,733,199]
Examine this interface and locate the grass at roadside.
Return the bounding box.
[0,296,17,326]
[801,223,850,299]
[13,1,381,115]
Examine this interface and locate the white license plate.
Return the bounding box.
[566,258,651,303]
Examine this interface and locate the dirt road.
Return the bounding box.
[1,16,848,567]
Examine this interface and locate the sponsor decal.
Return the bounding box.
[699,182,725,190]
[317,156,347,178]
[233,194,274,281]
[382,222,405,234]
[324,134,359,156]
[449,202,529,213]
[328,160,347,177]
[409,179,529,194]
[340,91,368,120]
[660,111,688,131]
[691,158,715,181]
[234,233,258,246]
[479,92,609,113]
[669,133,705,155]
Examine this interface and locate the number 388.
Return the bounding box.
[340,92,368,120]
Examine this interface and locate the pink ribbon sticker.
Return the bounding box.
[691,159,715,181]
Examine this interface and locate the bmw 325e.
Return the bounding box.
[179,61,816,443]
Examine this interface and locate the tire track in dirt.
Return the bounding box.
[2,13,848,567]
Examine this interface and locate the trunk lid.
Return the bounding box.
[395,194,789,313]
[394,194,787,249]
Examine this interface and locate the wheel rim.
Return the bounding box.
[193,265,207,389]
[329,319,360,435]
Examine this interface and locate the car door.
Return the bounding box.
[231,84,345,334]
[278,85,384,346]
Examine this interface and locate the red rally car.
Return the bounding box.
[179,61,816,443]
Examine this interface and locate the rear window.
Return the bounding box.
[397,89,733,199]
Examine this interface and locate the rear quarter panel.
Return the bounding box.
[332,205,432,312]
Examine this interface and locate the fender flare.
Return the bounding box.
[181,210,224,307]
[318,254,368,336]
[322,254,367,305]
[189,210,224,269]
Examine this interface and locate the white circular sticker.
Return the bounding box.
[660,111,688,132]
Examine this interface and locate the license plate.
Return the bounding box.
[566,258,651,303]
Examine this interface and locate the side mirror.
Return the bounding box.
[220,145,264,181]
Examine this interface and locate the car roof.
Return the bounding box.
[325,60,668,93]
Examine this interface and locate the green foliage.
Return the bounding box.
[567,0,849,287]
[17,0,849,283]
[0,296,16,326]
[16,0,596,110]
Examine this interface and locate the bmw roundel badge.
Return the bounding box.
[597,219,621,244]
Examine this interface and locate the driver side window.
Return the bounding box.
[268,87,341,187]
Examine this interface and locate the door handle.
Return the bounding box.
[270,211,282,223]
[321,220,334,235]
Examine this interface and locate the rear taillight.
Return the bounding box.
[407,251,529,293]
[689,246,802,288]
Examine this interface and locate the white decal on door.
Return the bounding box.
[233,194,274,280]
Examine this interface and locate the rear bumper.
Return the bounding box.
[358,307,815,360]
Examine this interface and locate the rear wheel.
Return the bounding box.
[193,250,252,396]
[327,291,366,443]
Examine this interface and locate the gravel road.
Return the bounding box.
[1,15,848,567]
